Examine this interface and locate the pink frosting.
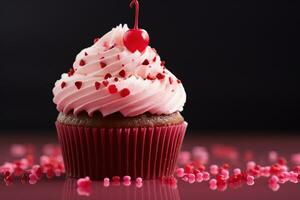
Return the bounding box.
[53,24,186,117]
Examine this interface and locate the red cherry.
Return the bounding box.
[124,29,149,52]
[123,0,150,53]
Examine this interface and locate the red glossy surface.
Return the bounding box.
[0,132,300,199]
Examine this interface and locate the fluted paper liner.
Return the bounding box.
[56,122,187,180]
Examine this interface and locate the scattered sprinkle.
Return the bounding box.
[75,81,82,89]
[108,84,118,94]
[95,82,101,90]
[120,88,130,97]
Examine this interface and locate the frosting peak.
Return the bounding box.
[53,24,186,117]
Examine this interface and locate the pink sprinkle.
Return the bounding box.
[202,171,210,181]
[246,175,255,186]
[103,181,110,187]
[29,173,38,185]
[123,180,131,186]
[103,177,109,182]
[247,161,256,170]
[221,169,229,179]
[291,153,300,165]
[136,182,143,188]
[136,177,143,183]
[269,182,280,191]
[210,165,219,175]
[289,171,299,183]
[77,187,92,196]
[209,179,217,190]
[182,176,189,182]
[77,176,92,188]
[196,172,203,182]
[233,168,241,175]
[268,151,278,163]
[188,173,195,184]
[10,144,27,157]
[192,146,209,164]
[176,168,185,178]
[123,175,131,182]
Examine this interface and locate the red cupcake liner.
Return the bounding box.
[56,122,187,180]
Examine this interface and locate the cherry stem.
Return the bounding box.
[130,0,139,29]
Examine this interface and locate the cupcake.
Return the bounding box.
[53,3,186,180]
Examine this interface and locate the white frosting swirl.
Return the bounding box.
[53,24,186,117]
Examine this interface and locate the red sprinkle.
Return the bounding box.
[95,82,101,90]
[142,59,149,65]
[104,73,112,79]
[108,84,118,94]
[177,79,182,84]
[117,55,121,60]
[100,62,107,68]
[79,59,86,66]
[119,70,126,77]
[68,68,75,77]
[169,77,173,84]
[61,82,66,89]
[120,88,130,97]
[114,77,119,82]
[147,74,156,80]
[84,52,88,56]
[161,61,165,66]
[94,38,100,43]
[156,73,165,80]
[153,56,157,62]
[102,80,109,87]
[75,81,82,89]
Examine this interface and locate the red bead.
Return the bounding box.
[95,82,101,90]
[119,70,126,77]
[169,77,173,84]
[142,59,149,65]
[75,81,82,89]
[102,80,109,87]
[61,82,66,89]
[100,62,107,68]
[104,73,112,79]
[79,59,86,66]
[156,73,165,80]
[108,84,118,94]
[123,29,149,53]
[120,88,130,97]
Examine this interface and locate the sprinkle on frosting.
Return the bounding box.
[61,82,66,89]
[75,81,82,89]
[120,88,130,97]
[108,85,118,94]
[100,62,107,68]
[102,80,109,87]
[79,60,85,66]
[119,70,126,77]
[104,73,112,79]
[95,82,101,90]
[142,59,149,65]
[156,73,165,80]
[53,24,186,117]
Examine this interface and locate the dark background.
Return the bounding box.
[0,0,299,131]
